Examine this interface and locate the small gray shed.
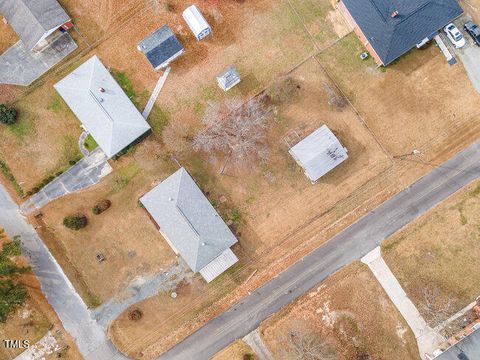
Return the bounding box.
[137,25,184,70]
[140,168,238,282]
[217,66,241,91]
[289,125,348,183]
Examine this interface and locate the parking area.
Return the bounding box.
[444,15,480,93]
[0,33,77,86]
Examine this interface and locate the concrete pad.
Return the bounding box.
[363,247,444,360]
[0,33,77,86]
[20,149,112,214]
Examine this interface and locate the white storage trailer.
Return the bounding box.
[182,5,212,40]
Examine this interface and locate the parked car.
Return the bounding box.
[464,20,480,46]
[444,23,466,48]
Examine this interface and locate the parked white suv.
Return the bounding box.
[444,23,466,48]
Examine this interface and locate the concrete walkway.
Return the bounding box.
[0,186,128,360]
[243,329,274,360]
[361,247,444,360]
[142,67,171,119]
[20,148,112,214]
[92,261,192,329]
[0,33,77,86]
[78,131,90,157]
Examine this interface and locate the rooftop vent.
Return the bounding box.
[391,10,399,18]
[99,87,105,93]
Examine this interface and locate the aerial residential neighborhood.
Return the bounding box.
[1,0,480,360]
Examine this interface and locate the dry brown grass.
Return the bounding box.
[0,20,18,54]
[317,33,480,157]
[382,180,480,327]
[211,340,257,360]
[37,155,178,306]
[260,262,419,360]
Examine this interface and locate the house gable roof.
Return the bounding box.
[138,25,184,69]
[289,125,348,182]
[342,0,463,65]
[0,0,70,50]
[54,55,151,158]
[140,168,238,272]
[434,328,480,360]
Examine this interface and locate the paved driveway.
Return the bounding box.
[450,16,480,93]
[20,148,112,214]
[0,33,77,86]
[158,139,480,360]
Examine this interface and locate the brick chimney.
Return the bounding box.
[391,10,399,18]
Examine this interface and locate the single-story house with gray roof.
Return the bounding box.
[289,125,348,183]
[433,328,480,360]
[54,55,151,158]
[140,167,238,282]
[337,0,463,65]
[137,25,184,70]
[0,0,72,51]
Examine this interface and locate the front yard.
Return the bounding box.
[382,180,480,330]
[260,262,419,360]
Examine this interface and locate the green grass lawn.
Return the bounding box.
[84,134,98,152]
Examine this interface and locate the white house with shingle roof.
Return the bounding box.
[0,0,72,51]
[289,125,348,183]
[140,168,238,282]
[54,55,151,158]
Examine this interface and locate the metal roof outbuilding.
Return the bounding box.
[182,5,212,41]
[289,125,348,183]
[137,26,184,70]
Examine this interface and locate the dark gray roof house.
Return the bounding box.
[0,0,71,51]
[137,25,184,70]
[434,328,480,360]
[339,0,463,65]
[289,125,348,183]
[140,168,238,282]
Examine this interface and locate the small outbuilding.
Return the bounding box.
[216,66,241,92]
[140,167,239,283]
[137,25,184,70]
[182,5,212,41]
[54,55,151,158]
[289,125,348,183]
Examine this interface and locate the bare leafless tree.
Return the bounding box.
[193,96,272,168]
[421,285,455,327]
[280,321,339,360]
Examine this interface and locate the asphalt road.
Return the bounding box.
[0,186,127,360]
[159,139,480,360]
